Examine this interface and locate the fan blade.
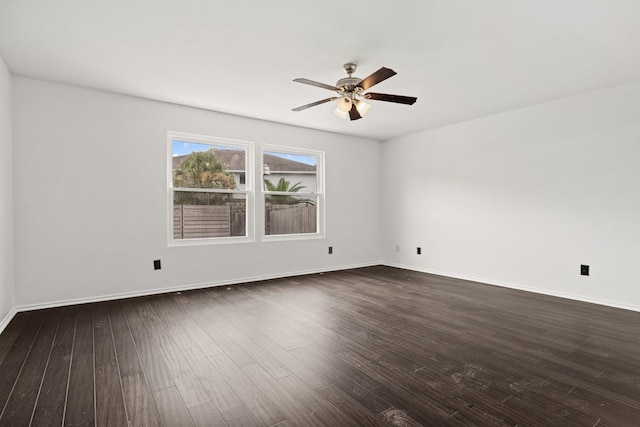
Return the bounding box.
[356,67,397,90]
[349,103,362,121]
[292,97,339,112]
[364,92,417,105]
[293,78,338,91]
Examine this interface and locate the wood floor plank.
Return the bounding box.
[152,386,194,427]
[235,285,314,340]
[276,373,360,427]
[323,317,426,374]
[121,301,175,392]
[109,302,143,377]
[379,407,426,427]
[155,296,224,357]
[156,343,210,409]
[219,405,259,427]
[94,303,128,426]
[252,334,329,390]
[112,301,164,426]
[269,420,296,427]
[290,337,383,391]
[241,363,325,427]
[151,297,243,412]
[226,331,291,380]
[171,331,243,413]
[207,352,285,426]
[178,316,224,357]
[263,324,302,351]
[200,291,242,335]
[371,383,451,426]
[290,344,394,417]
[188,401,228,427]
[0,311,45,416]
[211,334,256,368]
[0,312,28,366]
[136,300,177,349]
[31,307,77,426]
[121,372,161,427]
[213,292,267,339]
[0,309,60,426]
[318,383,387,427]
[64,306,95,426]
[185,302,228,341]
[336,341,463,423]
[137,301,210,409]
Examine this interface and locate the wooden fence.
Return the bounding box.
[173,205,245,239]
[266,204,316,235]
[173,204,315,239]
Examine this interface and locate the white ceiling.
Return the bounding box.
[2,1,640,141]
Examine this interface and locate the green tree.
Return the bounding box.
[264,177,313,205]
[173,150,236,205]
[174,150,236,189]
[264,177,305,193]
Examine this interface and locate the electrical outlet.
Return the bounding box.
[580,264,589,276]
[153,259,161,270]
[417,247,421,255]
[328,246,333,255]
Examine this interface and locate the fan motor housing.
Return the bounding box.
[336,76,363,93]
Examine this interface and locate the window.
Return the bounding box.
[168,132,253,244]
[262,146,324,239]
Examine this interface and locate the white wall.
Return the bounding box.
[0,55,14,328]
[13,77,382,308]
[382,81,640,311]
[14,74,640,313]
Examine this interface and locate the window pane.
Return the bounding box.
[173,141,246,190]
[263,151,317,193]
[265,194,317,235]
[173,191,246,239]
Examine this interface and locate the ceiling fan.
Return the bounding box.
[292,63,417,121]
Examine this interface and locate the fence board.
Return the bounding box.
[173,205,230,238]
[174,205,246,239]
[173,206,183,239]
[268,205,316,235]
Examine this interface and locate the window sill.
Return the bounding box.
[262,232,325,243]
[168,235,254,247]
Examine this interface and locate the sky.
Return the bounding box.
[172,140,317,166]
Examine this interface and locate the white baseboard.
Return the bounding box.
[14,262,378,313]
[12,261,635,321]
[383,262,640,313]
[0,308,17,336]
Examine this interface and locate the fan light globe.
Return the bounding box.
[356,100,371,116]
[333,109,349,119]
[336,97,352,112]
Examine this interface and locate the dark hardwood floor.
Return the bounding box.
[1,266,639,426]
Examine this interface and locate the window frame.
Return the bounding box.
[167,131,254,246]
[261,144,325,242]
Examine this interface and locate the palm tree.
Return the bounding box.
[264,177,305,193]
[264,177,313,205]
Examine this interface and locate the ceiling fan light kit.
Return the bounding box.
[355,99,372,115]
[336,96,353,112]
[292,63,417,121]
